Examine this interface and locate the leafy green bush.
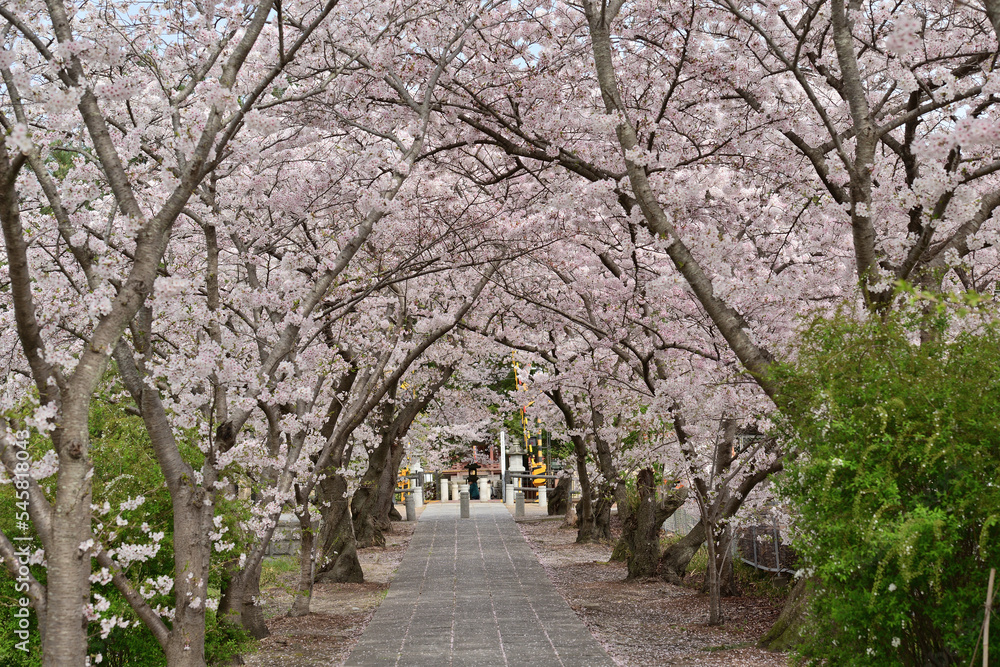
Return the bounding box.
[775,307,1000,666]
[0,575,42,667]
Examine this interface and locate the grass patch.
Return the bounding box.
[659,534,790,602]
[660,534,708,577]
[260,555,299,588]
[732,560,791,601]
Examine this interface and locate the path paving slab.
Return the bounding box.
[344,502,614,667]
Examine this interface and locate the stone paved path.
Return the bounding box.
[344,502,615,666]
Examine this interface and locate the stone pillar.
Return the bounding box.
[459,483,470,496]
[499,432,507,501]
[538,485,547,512]
[506,483,515,506]
[480,480,491,502]
[460,491,470,519]
[515,492,525,518]
[414,485,424,508]
[440,478,450,502]
[450,479,459,501]
[405,493,416,522]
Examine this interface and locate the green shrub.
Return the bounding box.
[0,575,42,667]
[775,306,1000,666]
[1,385,255,666]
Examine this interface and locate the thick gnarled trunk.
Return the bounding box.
[573,445,596,543]
[372,439,408,540]
[660,519,705,583]
[622,471,688,579]
[316,473,363,584]
[759,577,816,651]
[352,440,395,549]
[218,556,269,639]
[592,489,614,542]
[624,469,658,578]
[548,475,571,516]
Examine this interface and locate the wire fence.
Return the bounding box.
[664,502,701,535]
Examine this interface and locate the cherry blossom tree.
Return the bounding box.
[0,0,347,662]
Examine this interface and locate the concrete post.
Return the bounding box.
[459,483,470,496]
[440,478,449,502]
[460,491,470,518]
[506,483,515,506]
[414,485,424,508]
[538,485,547,512]
[500,432,507,501]
[480,480,491,502]
[515,492,525,518]
[405,493,416,522]
[450,479,459,501]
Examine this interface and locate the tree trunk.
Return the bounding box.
[620,475,689,577]
[759,576,816,651]
[373,440,406,535]
[546,391,595,542]
[43,449,92,667]
[704,520,722,625]
[315,473,363,584]
[590,408,618,544]
[659,519,706,583]
[548,475,571,515]
[289,509,315,617]
[353,494,383,549]
[351,388,397,550]
[712,526,738,598]
[352,441,392,549]
[571,436,596,543]
[352,368,450,549]
[625,468,659,579]
[218,555,269,639]
[592,487,614,542]
[354,435,405,549]
[165,485,214,667]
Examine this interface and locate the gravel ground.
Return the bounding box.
[517,517,790,667]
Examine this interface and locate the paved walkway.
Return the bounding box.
[344,502,615,666]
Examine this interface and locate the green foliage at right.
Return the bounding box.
[774,307,1000,666]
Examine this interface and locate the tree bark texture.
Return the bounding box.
[621,475,689,579]
[289,509,315,617]
[316,473,363,584]
[373,438,408,535]
[705,519,723,625]
[352,441,393,549]
[592,489,614,543]
[574,449,596,543]
[625,468,659,579]
[218,556,269,639]
[759,577,816,651]
[548,475,571,515]
[659,519,706,583]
